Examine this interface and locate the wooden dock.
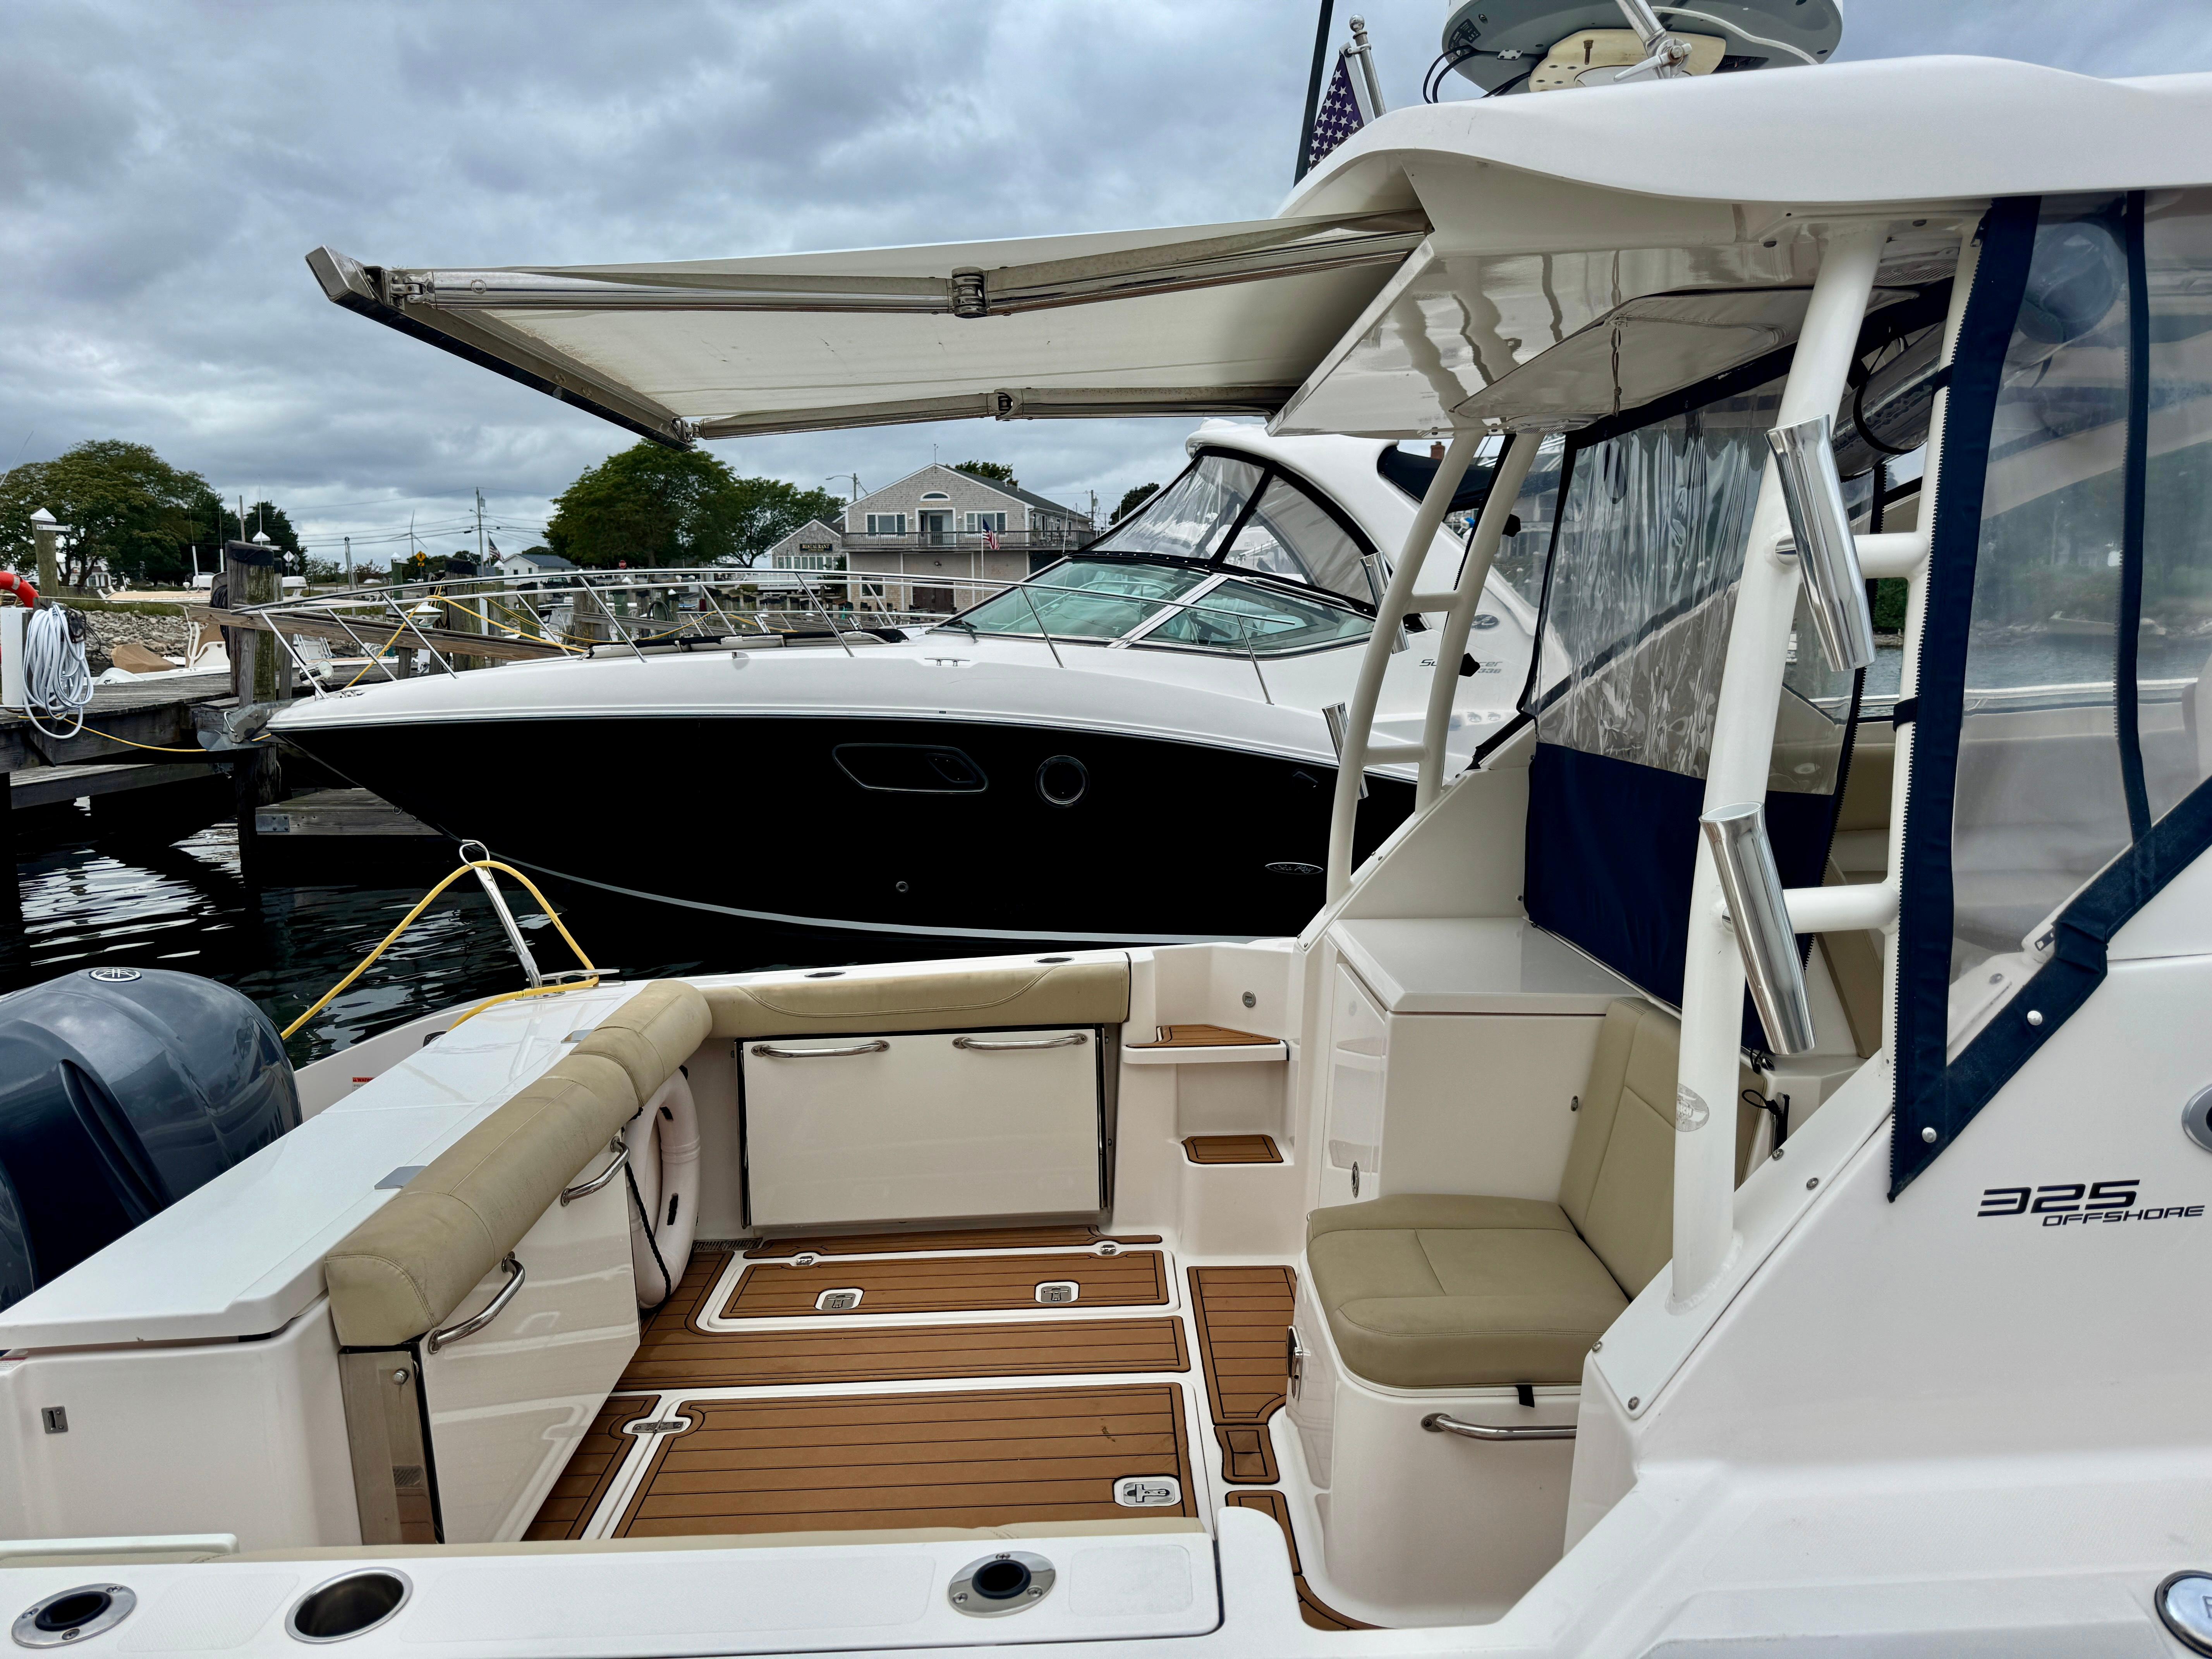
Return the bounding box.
[0,672,233,771]
[255,788,437,839]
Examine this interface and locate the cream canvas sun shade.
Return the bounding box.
[307,213,1427,448]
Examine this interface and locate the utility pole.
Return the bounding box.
[343,535,352,582]
[476,489,486,563]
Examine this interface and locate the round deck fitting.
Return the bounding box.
[948,1551,1055,1617]
[13,1585,135,1649]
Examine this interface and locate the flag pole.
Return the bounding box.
[1349,14,1386,115]
[1293,0,1337,183]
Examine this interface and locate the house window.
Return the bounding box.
[921,491,950,502]
[966,512,1006,534]
[865,514,906,535]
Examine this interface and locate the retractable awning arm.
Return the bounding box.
[306,212,1426,448]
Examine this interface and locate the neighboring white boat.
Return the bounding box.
[8,14,2212,1659]
[261,427,1544,946]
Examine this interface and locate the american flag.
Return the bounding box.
[984,528,1000,550]
[1305,45,1377,174]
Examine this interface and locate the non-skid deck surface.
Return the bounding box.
[1226,1491,1374,1632]
[1132,1025,1279,1048]
[525,1393,653,1541]
[1189,1265,1297,1482]
[719,1250,1170,1319]
[1183,1134,1283,1164]
[744,1225,1160,1258]
[613,1384,1197,1537]
[618,1249,1188,1390]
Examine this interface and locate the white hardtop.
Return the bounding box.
[309,57,2212,450]
[1293,57,2212,217]
[0,984,647,1352]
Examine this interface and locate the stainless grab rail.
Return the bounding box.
[559,1139,629,1206]
[749,1040,891,1059]
[427,1254,525,1354]
[1422,1412,1575,1443]
[950,1033,1089,1051]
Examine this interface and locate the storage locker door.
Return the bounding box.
[417,1146,637,1543]
[743,1028,1102,1228]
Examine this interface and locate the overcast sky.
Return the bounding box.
[3,0,2206,568]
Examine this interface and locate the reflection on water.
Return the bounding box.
[0,816,739,1067]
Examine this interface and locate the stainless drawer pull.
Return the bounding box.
[428,1254,525,1354]
[750,1040,891,1059]
[1422,1412,1575,1443]
[1286,1324,1306,1398]
[951,1033,1088,1051]
[560,1137,628,1205]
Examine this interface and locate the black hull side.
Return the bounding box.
[279,714,1415,943]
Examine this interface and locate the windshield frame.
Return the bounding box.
[929,554,1376,659]
[1085,445,1385,607]
[926,447,1382,656]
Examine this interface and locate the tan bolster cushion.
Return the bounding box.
[572,980,711,1105]
[323,1053,637,1347]
[704,957,1128,1039]
[1306,1195,1628,1388]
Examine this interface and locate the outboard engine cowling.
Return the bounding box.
[0,967,299,1310]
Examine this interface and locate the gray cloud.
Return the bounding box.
[2,0,2203,563]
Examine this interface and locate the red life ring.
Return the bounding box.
[0,572,38,607]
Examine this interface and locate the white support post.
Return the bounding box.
[1417,431,1540,809]
[1325,427,1483,901]
[1671,225,1886,1309]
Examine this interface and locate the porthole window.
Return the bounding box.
[1036,756,1087,808]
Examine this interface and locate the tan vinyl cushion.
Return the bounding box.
[1554,1000,1761,1297]
[704,957,1128,1038]
[572,979,712,1104]
[1306,1195,1628,1387]
[323,1053,637,1347]
[1306,1000,1765,1389]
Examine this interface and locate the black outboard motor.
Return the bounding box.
[0,968,299,1311]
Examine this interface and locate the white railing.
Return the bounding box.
[217,564,1364,705]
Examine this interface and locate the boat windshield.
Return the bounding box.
[1088,450,1377,603]
[1140,579,1372,655]
[949,560,1212,641]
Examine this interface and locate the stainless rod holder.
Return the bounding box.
[1322,702,1368,799]
[1700,802,1817,1057]
[1767,414,1876,673]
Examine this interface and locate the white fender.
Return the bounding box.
[622,1072,700,1307]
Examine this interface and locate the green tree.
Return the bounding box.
[1871,578,1908,634]
[546,443,842,568]
[0,440,216,589]
[953,460,1018,489]
[1113,482,1160,523]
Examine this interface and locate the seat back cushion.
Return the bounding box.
[323,1052,637,1347]
[572,980,712,1105]
[1555,1000,1760,1297]
[703,957,1128,1039]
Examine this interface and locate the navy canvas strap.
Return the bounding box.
[1891,198,2041,1196]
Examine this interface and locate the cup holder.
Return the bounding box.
[13,1585,135,1648]
[948,1551,1054,1618]
[287,1571,412,1644]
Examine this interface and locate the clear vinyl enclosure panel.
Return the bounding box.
[1529,376,1857,796]
[1948,190,2212,976]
